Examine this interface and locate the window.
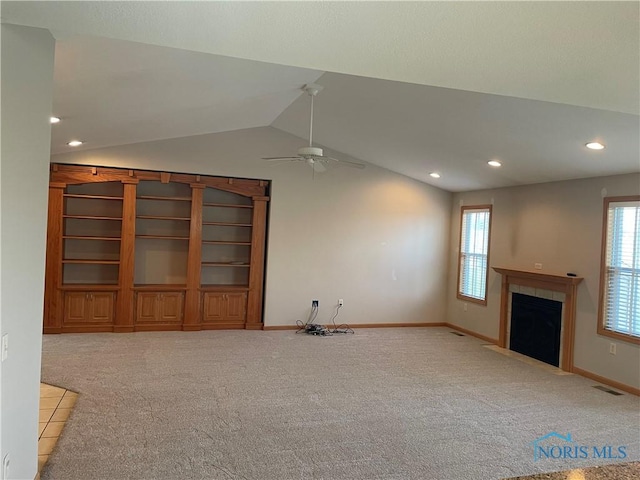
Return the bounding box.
[598,196,640,343]
[457,205,492,305]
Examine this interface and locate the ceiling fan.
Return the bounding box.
[262,84,365,173]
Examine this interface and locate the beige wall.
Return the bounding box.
[50,123,640,389]
[446,173,640,388]
[1,24,55,480]
[52,126,453,327]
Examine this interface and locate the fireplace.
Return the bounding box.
[493,267,583,372]
[510,293,563,367]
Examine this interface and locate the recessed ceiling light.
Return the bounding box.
[67,140,83,147]
[50,116,61,124]
[429,172,441,178]
[488,160,502,167]
[586,142,605,150]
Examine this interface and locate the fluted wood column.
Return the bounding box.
[43,183,65,333]
[114,179,138,332]
[246,196,268,329]
[183,184,204,330]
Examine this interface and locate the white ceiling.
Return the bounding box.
[274,73,639,191]
[50,36,322,154]
[3,1,638,114]
[2,1,639,191]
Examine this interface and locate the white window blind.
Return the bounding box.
[459,207,491,301]
[603,200,640,338]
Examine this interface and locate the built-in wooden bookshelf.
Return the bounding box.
[195,186,257,328]
[132,180,191,330]
[43,164,269,334]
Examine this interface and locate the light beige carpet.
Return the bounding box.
[40,328,639,479]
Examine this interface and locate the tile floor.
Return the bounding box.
[506,462,640,479]
[37,383,77,478]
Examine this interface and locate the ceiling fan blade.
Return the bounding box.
[325,156,366,169]
[262,156,301,161]
[264,159,301,166]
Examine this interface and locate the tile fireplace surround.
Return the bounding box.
[492,267,583,372]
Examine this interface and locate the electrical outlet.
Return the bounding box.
[312,300,319,308]
[2,454,10,480]
[534,263,542,270]
[338,298,344,306]
[1,334,8,362]
[609,342,616,355]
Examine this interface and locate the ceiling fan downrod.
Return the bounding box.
[303,83,323,148]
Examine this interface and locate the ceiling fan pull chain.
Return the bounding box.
[309,93,314,147]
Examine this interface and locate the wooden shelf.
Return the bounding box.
[64,215,122,221]
[137,195,191,202]
[63,236,121,241]
[64,194,123,201]
[136,235,190,240]
[62,259,120,265]
[201,262,250,267]
[137,215,191,221]
[203,203,253,209]
[133,284,188,291]
[202,221,252,227]
[492,267,584,287]
[60,284,119,291]
[202,240,252,246]
[200,285,249,291]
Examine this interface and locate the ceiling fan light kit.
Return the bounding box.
[298,146,324,157]
[261,84,364,173]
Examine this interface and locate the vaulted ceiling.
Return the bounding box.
[2,1,638,191]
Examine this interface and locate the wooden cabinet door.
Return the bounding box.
[226,293,247,323]
[202,293,225,323]
[202,292,247,324]
[63,292,89,324]
[63,291,114,326]
[136,292,183,324]
[87,292,115,324]
[136,292,159,324]
[158,292,183,323]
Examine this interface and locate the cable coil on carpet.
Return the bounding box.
[296,304,353,336]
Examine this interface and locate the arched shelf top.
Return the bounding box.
[50,163,269,198]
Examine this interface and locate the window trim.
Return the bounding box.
[456,204,493,306]
[597,195,640,345]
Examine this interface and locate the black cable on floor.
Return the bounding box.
[296,304,319,333]
[328,305,354,334]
